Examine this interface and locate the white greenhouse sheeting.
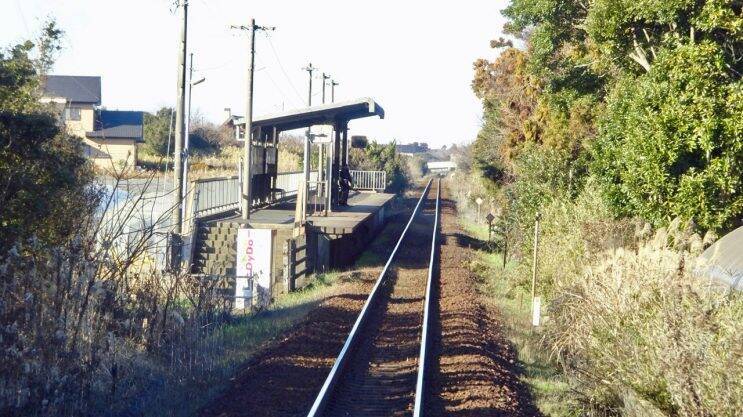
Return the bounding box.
[697,225,743,290]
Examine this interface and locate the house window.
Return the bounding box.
[66,106,81,121]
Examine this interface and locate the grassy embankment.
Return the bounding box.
[143,272,345,417]
[458,219,574,417]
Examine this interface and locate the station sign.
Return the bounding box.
[236,228,273,309]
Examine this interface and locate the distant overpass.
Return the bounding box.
[426,160,456,173]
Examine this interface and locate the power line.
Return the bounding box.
[264,31,305,103]
[256,54,302,108]
[14,0,30,37]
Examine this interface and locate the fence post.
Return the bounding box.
[285,239,296,292]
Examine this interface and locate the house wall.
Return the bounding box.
[63,105,96,138]
[83,138,137,169]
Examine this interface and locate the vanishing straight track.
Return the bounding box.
[307,179,441,417]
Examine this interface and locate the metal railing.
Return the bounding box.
[189,171,319,220]
[190,175,241,219]
[350,170,386,192]
[275,171,319,198]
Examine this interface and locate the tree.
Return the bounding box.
[35,19,64,75]
[349,141,409,193]
[143,107,174,155]
[0,20,96,252]
[593,41,743,232]
[584,0,743,75]
[472,47,540,170]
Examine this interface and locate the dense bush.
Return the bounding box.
[0,22,239,417]
[0,21,95,253]
[593,42,743,232]
[143,109,232,157]
[349,141,410,193]
[143,107,174,156]
[465,0,743,415]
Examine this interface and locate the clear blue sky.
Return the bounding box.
[1,0,508,148]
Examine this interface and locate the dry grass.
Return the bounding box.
[450,175,742,416]
[0,168,236,416]
[137,145,302,179]
[0,152,352,416]
[547,221,743,416]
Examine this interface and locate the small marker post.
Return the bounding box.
[475,197,483,223]
[485,212,495,243]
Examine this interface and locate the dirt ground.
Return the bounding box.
[197,270,376,417]
[424,187,540,416]
[321,188,435,417]
[199,181,538,417]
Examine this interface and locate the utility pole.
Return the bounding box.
[330,79,339,103]
[300,62,316,224]
[321,73,330,104]
[170,0,188,269]
[183,52,194,197]
[317,73,330,214]
[232,19,274,220]
[182,52,193,222]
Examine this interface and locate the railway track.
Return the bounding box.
[306,178,440,417]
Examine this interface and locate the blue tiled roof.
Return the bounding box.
[42,75,102,104]
[87,110,144,142]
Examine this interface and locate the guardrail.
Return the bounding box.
[350,170,386,192]
[306,178,433,417]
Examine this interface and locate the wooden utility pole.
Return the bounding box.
[232,19,273,221]
[300,63,316,224]
[321,73,330,104]
[172,0,188,236]
[330,79,339,103]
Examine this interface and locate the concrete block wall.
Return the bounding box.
[192,221,238,276]
[191,220,294,298]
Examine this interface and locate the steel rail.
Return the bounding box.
[413,178,440,417]
[306,178,434,417]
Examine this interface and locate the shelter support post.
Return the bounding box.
[331,122,344,208]
[341,127,348,167]
[325,134,333,214]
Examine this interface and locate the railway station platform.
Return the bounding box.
[180,97,390,304]
[190,191,395,295]
[227,191,394,234]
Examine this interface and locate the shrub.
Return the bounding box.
[529,182,636,299]
[349,141,409,193]
[498,144,578,260]
[546,221,743,415]
[0,22,95,253]
[593,41,743,233]
[143,107,174,156]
